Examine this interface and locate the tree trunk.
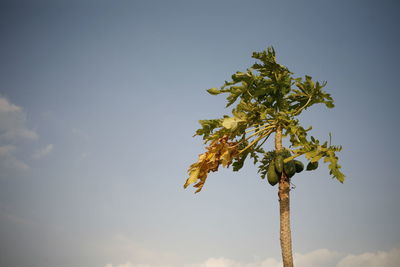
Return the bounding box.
[275,126,294,267]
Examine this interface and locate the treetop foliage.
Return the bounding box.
[184,47,344,193]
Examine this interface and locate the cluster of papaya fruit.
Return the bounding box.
[266,150,318,186]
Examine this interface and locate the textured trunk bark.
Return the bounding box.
[275,126,294,267]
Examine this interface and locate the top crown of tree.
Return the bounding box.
[184,47,344,193]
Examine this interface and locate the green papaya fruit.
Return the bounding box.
[275,155,284,173]
[294,160,304,173]
[306,161,319,171]
[284,160,296,178]
[267,161,279,186]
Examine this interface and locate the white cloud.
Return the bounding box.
[0,96,39,175]
[258,258,281,267]
[99,234,181,267]
[105,248,400,267]
[0,97,20,112]
[337,248,400,267]
[188,257,247,267]
[32,144,54,159]
[293,249,341,267]
[105,263,170,267]
[186,251,339,267]
[0,96,38,141]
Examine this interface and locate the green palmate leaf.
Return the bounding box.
[226,88,243,107]
[232,152,248,171]
[221,116,244,130]
[195,119,222,140]
[331,168,345,183]
[323,150,345,183]
[326,102,335,108]
[221,117,236,129]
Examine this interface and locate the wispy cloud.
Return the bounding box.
[0,96,39,175]
[105,248,400,267]
[337,248,400,267]
[0,96,38,141]
[0,97,21,112]
[100,234,180,267]
[32,144,54,159]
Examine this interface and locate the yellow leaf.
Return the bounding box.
[184,135,238,193]
[220,150,231,167]
[184,167,200,188]
[206,152,217,162]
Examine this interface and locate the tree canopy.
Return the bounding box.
[184,47,344,193]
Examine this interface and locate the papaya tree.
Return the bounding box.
[183,47,345,267]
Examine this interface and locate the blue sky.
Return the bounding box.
[0,1,399,267]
